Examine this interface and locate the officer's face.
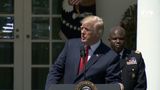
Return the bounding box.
[109,29,125,53]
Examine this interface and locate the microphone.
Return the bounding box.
[80,45,87,80]
[80,45,86,58]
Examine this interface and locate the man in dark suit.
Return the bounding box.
[108,25,147,90]
[45,15,122,90]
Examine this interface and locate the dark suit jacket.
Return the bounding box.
[45,38,121,90]
[120,49,147,90]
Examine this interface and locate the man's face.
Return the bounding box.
[80,22,99,45]
[109,30,125,53]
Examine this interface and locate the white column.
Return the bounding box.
[137,0,160,90]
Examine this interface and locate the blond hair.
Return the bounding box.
[81,15,104,36]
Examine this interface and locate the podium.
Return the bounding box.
[48,84,120,90]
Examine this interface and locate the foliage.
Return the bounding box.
[120,4,137,50]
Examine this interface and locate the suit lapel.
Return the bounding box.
[72,41,84,81]
[85,53,102,71]
[79,53,103,75]
[73,41,109,83]
[78,41,106,75]
[74,50,81,77]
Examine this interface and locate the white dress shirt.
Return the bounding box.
[87,40,100,61]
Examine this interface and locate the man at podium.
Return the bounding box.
[45,15,122,90]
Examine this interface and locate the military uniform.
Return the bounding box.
[120,49,147,90]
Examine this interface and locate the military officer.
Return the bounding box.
[108,25,147,90]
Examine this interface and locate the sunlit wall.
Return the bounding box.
[137,0,160,90]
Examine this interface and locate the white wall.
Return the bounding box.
[137,0,160,90]
[96,0,136,45]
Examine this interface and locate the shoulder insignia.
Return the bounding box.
[135,50,141,54]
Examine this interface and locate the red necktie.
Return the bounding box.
[78,46,89,74]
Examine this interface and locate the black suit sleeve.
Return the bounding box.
[134,53,147,90]
[105,52,121,84]
[45,40,68,90]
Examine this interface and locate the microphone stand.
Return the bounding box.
[76,46,97,90]
[83,54,87,80]
[80,45,87,80]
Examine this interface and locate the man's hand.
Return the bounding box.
[68,0,81,6]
